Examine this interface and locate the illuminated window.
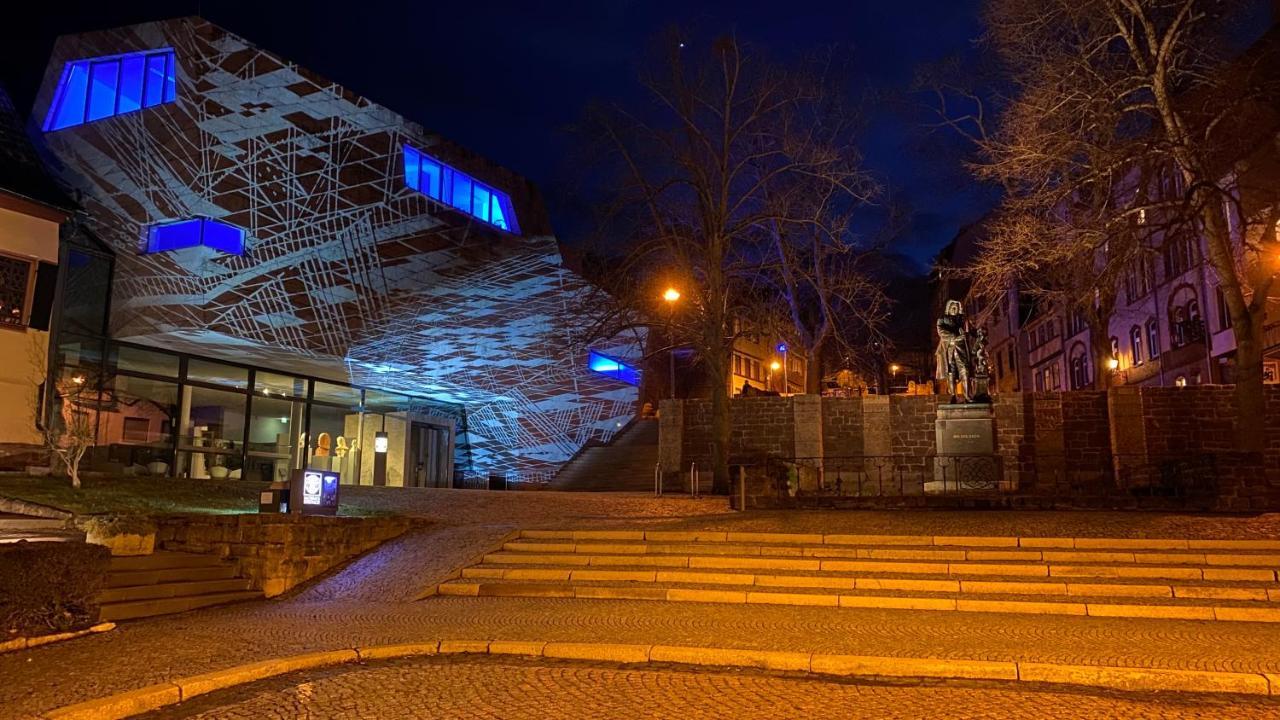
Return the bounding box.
[44,49,176,131]
[145,218,245,255]
[587,351,640,385]
[402,145,519,233]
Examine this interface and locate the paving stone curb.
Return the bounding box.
[38,639,1280,719]
[0,623,115,656]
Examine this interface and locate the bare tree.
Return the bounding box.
[28,337,94,489]
[931,0,1279,446]
[580,33,889,491]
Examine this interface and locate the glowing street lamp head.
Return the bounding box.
[890,364,900,373]
[770,360,781,372]
[1107,357,1120,371]
[662,287,681,303]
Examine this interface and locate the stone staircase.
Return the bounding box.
[98,551,261,622]
[549,419,659,492]
[0,512,81,544]
[438,530,1280,623]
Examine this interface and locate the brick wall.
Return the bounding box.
[155,514,413,596]
[665,386,1280,510]
[889,396,939,468]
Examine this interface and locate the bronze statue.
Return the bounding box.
[935,300,991,403]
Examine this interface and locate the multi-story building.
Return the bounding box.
[728,320,808,396]
[0,87,72,470]
[934,25,1280,395]
[16,17,642,486]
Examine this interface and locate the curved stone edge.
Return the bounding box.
[0,622,115,656]
[39,640,1280,719]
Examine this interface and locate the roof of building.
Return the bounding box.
[0,84,74,214]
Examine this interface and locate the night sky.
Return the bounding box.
[1,0,998,271]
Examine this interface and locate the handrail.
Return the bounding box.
[654,461,662,497]
[690,461,699,499]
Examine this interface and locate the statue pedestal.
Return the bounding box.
[927,403,1002,493]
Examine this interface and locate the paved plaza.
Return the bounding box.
[139,655,1278,720]
[6,492,1280,718]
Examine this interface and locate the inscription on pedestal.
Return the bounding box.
[929,403,1000,493]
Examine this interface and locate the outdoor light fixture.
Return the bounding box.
[890,364,900,374]
[1107,357,1120,370]
[777,343,787,353]
[373,429,389,487]
[770,361,781,371]
[663,287,681,303]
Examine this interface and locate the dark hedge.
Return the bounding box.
[1,541,110,639]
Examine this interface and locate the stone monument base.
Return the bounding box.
[926,402,1003,493]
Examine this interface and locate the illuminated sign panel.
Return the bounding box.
[290,469,340,515]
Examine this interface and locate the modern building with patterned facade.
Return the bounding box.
[28,17,641,486]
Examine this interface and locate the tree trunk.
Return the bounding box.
[711,351,732,497]
[804,337,825,395]
[1089,324,1114,391]
[1230,314,1267,453]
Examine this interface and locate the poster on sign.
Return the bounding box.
[290,468,340,515]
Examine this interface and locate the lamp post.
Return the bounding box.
[662,288,681,398]
[890,363,900,393]
[777,343,789,393]
[770,360,782,392]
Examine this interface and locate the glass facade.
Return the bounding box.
[53,335,459,487]
[44,48,177,131]
[402,144,519,233]
[587,350,641,386]
[145,217,246,255]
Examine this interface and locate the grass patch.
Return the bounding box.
[0,475,393,518]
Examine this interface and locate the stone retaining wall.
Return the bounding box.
[155,514,414,596]
[662,386,1280,511]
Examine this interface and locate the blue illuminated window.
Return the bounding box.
[145,218,245,255]
[588,351,640,386]
[402,145,519,233]
[44,49,177,131]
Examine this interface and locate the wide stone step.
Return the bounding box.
[517,529,1280,551]
[106,563,240,588]
[98,577,253,604]
[460,564,1280,601]
[98,590,261,622]
[480,552,1279,582]
[435,578,1280,622]
[109,551,227,572]
[502,540,1280,566]
[0,514,67,532]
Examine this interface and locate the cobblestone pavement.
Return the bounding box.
[340,486,1280,539]
[8,596,1280,717]
[8,493,1280,718]
[140,656,1280,720]
[292,525,512,603]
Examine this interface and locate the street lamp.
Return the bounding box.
[890,364,900,393]
[770,360,782,392]
[662,288,680,398]
[1107,357,1120,371]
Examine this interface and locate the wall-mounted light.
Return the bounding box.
[1107,357,1120,371]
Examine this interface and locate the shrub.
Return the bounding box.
[0,541,110,639]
